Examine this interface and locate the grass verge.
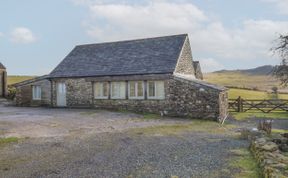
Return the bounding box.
[0,137,19,146]
[230,112,288,120]
[229,148,261,178]
[130,120,235,136]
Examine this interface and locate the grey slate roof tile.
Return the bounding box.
[49,34,187,78]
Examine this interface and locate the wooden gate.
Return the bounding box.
[229,96,288,113]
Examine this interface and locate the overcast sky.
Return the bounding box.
[1,0,288,75]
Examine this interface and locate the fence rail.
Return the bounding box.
[228,96,288,113]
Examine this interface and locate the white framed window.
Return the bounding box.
[111,82,126,99]
[147,81,165,99]
[32,85,41,100]
[94,82,109,99]
[129,81,144,99]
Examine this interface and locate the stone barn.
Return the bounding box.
[0,63,7,97]
[14,34,228,121]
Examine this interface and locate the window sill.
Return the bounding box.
[147,97,165,100]
[128,97,145,100]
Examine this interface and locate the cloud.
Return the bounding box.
[10,27,37,44]
[84,1,207,41]
[198,58,224,72]
[261,0,288,15]
[74,0,288,72]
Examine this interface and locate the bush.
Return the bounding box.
[7,86,16,100]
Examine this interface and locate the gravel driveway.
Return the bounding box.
[0,106,248,178]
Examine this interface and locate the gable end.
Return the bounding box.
[173,36,195,77]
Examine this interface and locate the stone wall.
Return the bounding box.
[51,75,227,121]
[174,37,195,76]
[0,69,7,97]
[249,132,288,177]
[167,76,226,120]
[193,61,203,80]
[15,79,51,106]
[66,78,93,107]
[0,71,3,97]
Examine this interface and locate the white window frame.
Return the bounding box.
[94,82,109,99]
[147,81,165,100]
[110,81,126,99]
[32,85,41,100]
[128,81,144,99]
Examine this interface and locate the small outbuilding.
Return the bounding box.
[14,34,228,121]
[0,62,7,97]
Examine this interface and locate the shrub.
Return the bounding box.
[7,86,16,100]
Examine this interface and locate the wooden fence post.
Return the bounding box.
[237,96,243,112]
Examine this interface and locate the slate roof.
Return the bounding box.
[0,63,6,69]
[49,34,188,78]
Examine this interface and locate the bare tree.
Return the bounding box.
[273,34,288,85]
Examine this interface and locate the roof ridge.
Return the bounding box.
[76,34,188,47]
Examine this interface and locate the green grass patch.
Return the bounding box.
[229,148,261,178]
[231,112,288,120]
[272,129,288,133]
[130,120,235,136]
[0,137,19,146]
[204,72,283,92]
[7,75,36,85]
[142,113,162,120]
[228,88,288,100]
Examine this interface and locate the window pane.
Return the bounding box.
[148,81,155,97]
[111,82,117,98]
[103,82,109,97]
[137,81,143,97]
[129,82,136,97]
[37,86,41,99]
[120,82,126,98]
[95,83,101,97]
[33,86,41,99]
[156,81,164,98]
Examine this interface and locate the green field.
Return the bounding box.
[228,88,288,100]
[7,76,35,85]
[204,72,285,92]
[205,72,288,120]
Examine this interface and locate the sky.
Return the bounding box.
[1,0,288,75]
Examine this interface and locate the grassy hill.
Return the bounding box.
[204,65,288,100]
[204,71,284,92]
[7,76,36,85]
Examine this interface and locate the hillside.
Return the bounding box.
[7,76,36,85]
[204,65,286,92]
[215,65,274,75]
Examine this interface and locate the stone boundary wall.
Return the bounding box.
[249,133,288,177]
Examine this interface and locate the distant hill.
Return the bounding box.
[204,65,288,93]
[214,65,275,76]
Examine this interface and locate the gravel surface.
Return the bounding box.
[0,106,248,178]
[0,106,188,138]
[0,132,247,178]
